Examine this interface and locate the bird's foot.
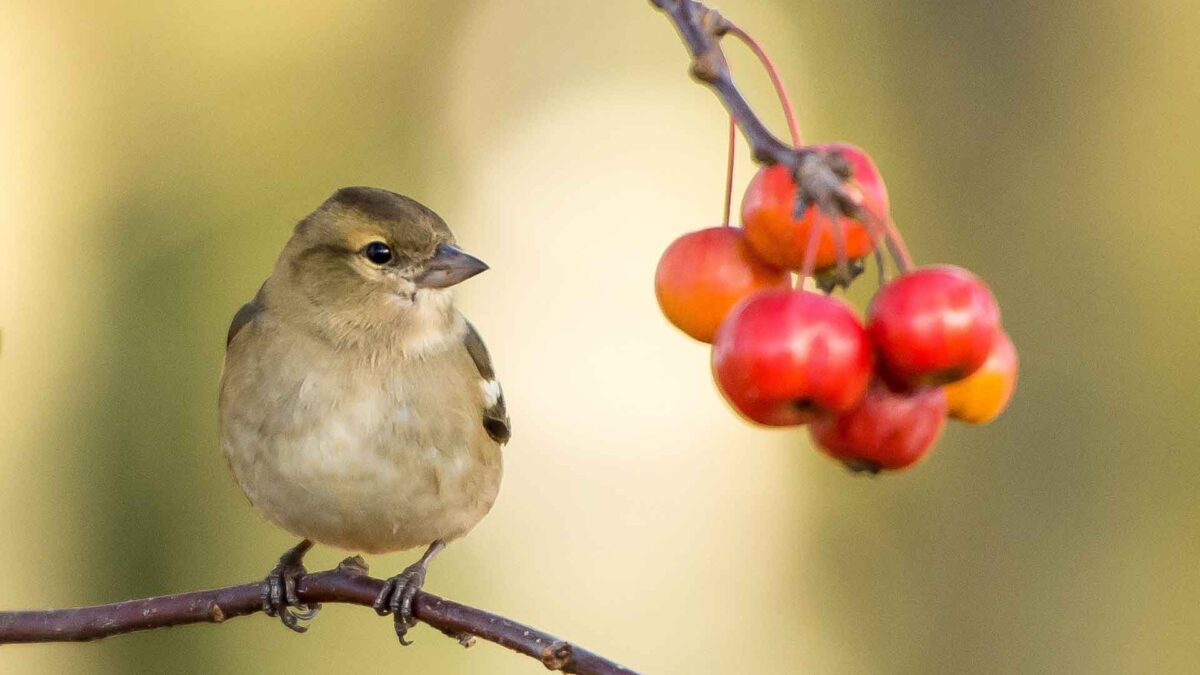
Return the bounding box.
[373,540,445,645]
[261,539,320,633]
[373,564,428,645]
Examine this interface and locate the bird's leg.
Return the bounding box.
[261,539,320,633]
[373,539,445,645]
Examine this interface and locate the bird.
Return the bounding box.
[219,187,509,643]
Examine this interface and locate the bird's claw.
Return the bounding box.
[373,562,429,645]
[261,540,319,633]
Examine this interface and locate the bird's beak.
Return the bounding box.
[413,243,489,289]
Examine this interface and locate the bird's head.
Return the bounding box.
[267,187,488,348]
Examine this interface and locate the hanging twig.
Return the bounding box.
[650,0,859,218]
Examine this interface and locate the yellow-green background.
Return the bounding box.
[2,1,1197,673]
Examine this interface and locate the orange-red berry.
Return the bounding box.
[944,330,1018,424]
[655,227,791,343]
[741,143,887,272]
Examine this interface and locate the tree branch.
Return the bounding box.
[651,0,799,166]
[0,560,635,675]
[650,0,854,215]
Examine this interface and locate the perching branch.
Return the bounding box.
[0,558,635,675]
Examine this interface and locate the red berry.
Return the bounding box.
[712,290,873,426]
[740,143,887,271]
[810,381,947,472]
[655,227,791,343]
[830,142,890,218]
[943,330,1018,424]
[868,265,1001,388]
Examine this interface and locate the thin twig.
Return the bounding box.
[722,116,736,226]
[0,561,635,675]
[725,25,803,147]
[650,0,859,220]
[651,0,800,166]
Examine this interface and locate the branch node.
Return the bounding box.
[689,49,726,84]
[207,603,225,624]
[336,555,369,576]
[440,626,477,648]
[699,6,731,37]
[542,641,576,671]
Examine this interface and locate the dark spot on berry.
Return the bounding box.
[843,459,883,475]
[792,398,818,414]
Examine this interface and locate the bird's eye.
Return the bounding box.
[363,241,393,265]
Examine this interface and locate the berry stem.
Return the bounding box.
[722,116,736,227]
[726,25,803,147]
[858,205,915,275]
[829,211,851,285]
[861,217,889,286]
[880,214,915,273]
[850,203,888,267]
[798,208,829,282]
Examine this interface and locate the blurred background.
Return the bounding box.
[2,1,1198,673]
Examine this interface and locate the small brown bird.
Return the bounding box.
[219,187,509,642]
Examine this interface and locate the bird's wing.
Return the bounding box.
[226,286,266,347]
[463,321,511,445]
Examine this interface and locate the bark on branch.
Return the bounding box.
[0,561,635,675]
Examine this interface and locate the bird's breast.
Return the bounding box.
[220,334,502,553]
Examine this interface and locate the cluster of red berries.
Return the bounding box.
[655,143,1018,473]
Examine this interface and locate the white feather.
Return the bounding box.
[480,378,502,408]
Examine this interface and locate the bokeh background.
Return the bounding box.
[2,1,1198,673]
